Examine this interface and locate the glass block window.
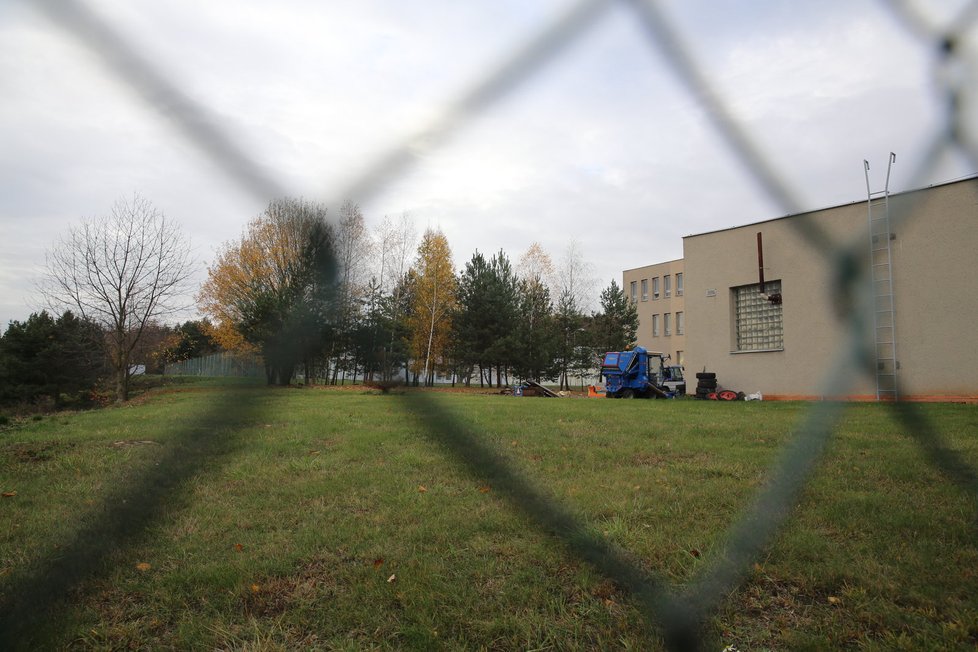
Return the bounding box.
[630,280,637,302]
[664,312,671,336]
[733,281,783,351]
[652,314,660,337]
[652,277,660,299]
[676,311,684,335]
[664,275,672,297]
[676,273,684,296]
[640,278,648,301]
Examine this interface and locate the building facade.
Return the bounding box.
[628,176,978,400]
[622,259,686,366]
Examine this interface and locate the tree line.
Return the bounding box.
[197,197,639,389]
[3,194,638,407]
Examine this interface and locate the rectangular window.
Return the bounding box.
[676,311,684,335]
[676,350,684,366]
[630,280,637,303]
[733,280,784,351]
[652,277,660,300]
[664,312,671,336]
[664,275,672,298]
[652,314,660,337]
[640,278,648,301]
[676,272,683,296]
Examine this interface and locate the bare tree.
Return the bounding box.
[336,200,373,298]
[557,238,597,312]
[41,194,193,401]
[372,212,416,294]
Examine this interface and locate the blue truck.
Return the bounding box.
[601,346,685,398]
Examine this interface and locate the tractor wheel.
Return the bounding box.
[621,388,635,399]
[718,390,738,401]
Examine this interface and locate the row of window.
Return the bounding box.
[651,311,684,337]
[630,273,683,302]
[629,277,784,352]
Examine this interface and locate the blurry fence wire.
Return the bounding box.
[7,0,978,649]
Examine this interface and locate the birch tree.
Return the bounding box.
[408,228,456,386]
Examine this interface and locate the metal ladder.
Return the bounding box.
[863,153,898,401]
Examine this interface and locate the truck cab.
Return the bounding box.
[601,347,683,398]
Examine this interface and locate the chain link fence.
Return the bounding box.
[5,0,978,649]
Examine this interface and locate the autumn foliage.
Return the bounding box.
[198,198,335,385]
[407,229,457,385]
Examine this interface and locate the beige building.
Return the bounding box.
[630,176,978,400]
[622,259,686,366]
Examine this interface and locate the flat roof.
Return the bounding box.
[682,173,978,240]
[622,258,683,274]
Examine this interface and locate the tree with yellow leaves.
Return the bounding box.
[198,198,335,385]
[408,229,457,386]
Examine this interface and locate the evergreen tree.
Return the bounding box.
[592,279,639,353]
[454,250,519,387]
[510,277,559,383]
[0,311,105,405]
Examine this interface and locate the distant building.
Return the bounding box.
[622,259,685,367]
[625,175,978,400]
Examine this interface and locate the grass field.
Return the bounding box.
[1,381,977,650]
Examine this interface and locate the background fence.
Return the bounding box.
[5,0,978,649]
[164,351,264,378]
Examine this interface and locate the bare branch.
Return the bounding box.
[38,194,194,401]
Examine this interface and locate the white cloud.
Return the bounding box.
[0,0,974,327]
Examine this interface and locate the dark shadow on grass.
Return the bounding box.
[0,386,265,650]
[892,401,978,519]
[398,393,692,648]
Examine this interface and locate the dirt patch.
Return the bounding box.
[632,452,669,467]
[3,440,74,463]
[109,440,160,448]
[240,551,359,617]
[631,451,709,467]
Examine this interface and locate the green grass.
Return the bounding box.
[1,382,976,650]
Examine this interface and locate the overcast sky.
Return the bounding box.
[1,0,975,327]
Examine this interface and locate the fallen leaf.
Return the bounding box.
[1,491,16,498]
[250,583,261,593]
[478,485,491,494]
[234,543,244,552]
[633,485,641,490]
[387,574,397,583]
[753,563,763,573]
[690,549,701,558]
[511,440,518,447]
[418,485,427,493]
[373,558,384,570]
[827,596,841,605]
[308,450,320,456]
[135,562,151,572]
